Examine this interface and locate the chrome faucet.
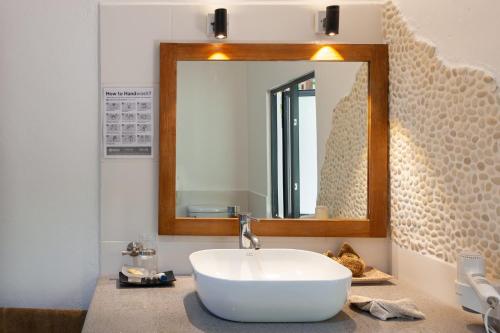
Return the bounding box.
[239,213,261,249]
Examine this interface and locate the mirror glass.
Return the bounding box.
[176,61,368,219]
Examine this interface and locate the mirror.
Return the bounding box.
[176,61,368,220]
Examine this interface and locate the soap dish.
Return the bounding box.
[352,267,393,284]
[118,270,176,288]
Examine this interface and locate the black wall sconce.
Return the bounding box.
[315,5,340,36]
[325,5,339,36]
[209,8,227,39]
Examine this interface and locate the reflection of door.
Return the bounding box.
[271,72,317,218]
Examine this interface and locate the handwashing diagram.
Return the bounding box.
[106,124,120,133]
[103,87,153,157]
[137,124,151,133]
[122,113,136,122]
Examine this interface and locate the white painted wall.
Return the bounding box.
[394,0,500,80]
[390,0,500,309]
[99,3,390,277]
[0,0,99,308]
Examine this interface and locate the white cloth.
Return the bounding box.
[350,295,426,321]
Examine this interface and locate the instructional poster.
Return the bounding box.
[103,87,153,157]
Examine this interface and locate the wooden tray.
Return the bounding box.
[352,267,393,284]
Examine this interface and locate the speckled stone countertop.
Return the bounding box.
[83,276,484,333]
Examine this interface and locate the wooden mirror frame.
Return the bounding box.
[159,43,388,237]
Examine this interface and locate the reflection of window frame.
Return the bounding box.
[270,72,315,218]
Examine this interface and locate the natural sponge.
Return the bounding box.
[323,243,366,277]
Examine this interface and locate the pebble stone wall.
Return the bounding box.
[317,63,368,218]
[383,2,500,277]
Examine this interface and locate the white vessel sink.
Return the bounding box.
[189,248,352,322]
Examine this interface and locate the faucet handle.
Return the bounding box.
[238,213,259,224]
[121,241,143,256]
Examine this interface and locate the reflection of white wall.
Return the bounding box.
[298,95,317,215]
[177,62,248,191]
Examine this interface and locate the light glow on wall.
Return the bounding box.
[310,46,344,61]
[208,52,230,60]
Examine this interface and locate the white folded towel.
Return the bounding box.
[350,295,426,321]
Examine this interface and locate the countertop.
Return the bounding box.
[82,276,485,333]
